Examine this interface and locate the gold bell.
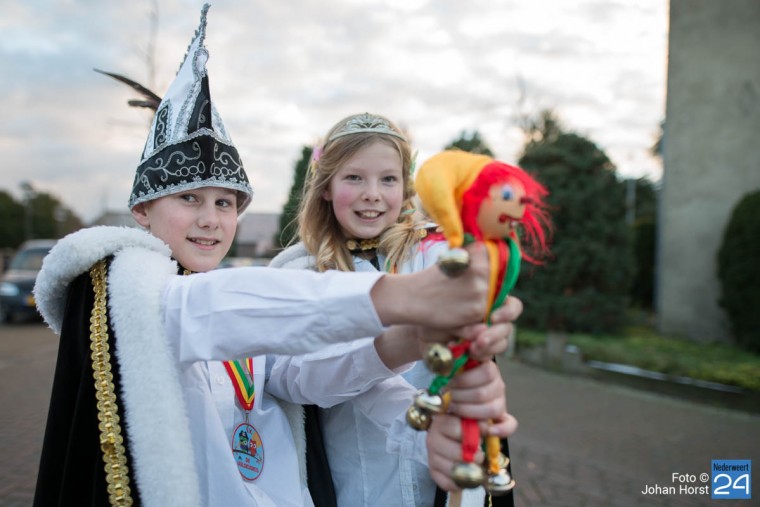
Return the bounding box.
[406,405,432,431]
[424,344,453,375]
[437,248,470,277]
[485,469,515,495]
[451,462,485,489]
[413,390,445,414]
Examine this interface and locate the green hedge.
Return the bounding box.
[718,190,760,352]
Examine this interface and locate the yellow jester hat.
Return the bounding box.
[414,150,494,248]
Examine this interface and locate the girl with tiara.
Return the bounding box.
[270,112,520,507]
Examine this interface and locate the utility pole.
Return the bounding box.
[20,181,35,240]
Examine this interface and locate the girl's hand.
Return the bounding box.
[468,296,523,360]
[446,360,507,421]
[416,296,523,361]
[426,412,518,491]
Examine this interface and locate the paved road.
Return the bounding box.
[1,322,757,506]
[500,357,759,506]
[0,321,57,507]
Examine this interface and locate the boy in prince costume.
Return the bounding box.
[412,150,550,496]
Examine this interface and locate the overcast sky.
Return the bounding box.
[1,0,668,223]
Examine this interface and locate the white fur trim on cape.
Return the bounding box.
[269,243,312,487]
[268,242,316,271]
[108,247,201,507]
[279,399,308,486]
[34,226,171,334]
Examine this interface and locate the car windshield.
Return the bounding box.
[9,248,51,271]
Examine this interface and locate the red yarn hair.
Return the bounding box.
[460,161,551,263]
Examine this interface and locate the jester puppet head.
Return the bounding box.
[414,150,550,263]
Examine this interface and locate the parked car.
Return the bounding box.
[0,239,57,323]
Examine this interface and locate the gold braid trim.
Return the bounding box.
[89,260,133,506]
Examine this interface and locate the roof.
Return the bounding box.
[90,211,141,228]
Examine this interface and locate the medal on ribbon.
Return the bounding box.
[224,358,265,481]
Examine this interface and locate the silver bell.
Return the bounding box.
[485,468,515,495]
[413,390,445,414]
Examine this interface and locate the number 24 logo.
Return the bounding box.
[713,473,750,495]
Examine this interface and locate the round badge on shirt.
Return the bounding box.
[232,422,264,481]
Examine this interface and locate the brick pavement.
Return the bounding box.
[0,321,57,507]
[501,358,759,507]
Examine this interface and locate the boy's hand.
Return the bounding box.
[371,243,490,329]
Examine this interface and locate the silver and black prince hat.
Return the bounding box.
[128,4,253,214]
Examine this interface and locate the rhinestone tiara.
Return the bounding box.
[327,113,407,142]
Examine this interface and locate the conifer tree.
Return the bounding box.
[445,130,494,156]
[516,111,634,333]
[275,146,312,249]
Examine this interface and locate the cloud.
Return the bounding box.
[0,0,667,223]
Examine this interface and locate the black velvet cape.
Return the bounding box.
[34,265,143,506]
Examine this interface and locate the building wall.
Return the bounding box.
[658,0,760,342]
[234,212,280,258]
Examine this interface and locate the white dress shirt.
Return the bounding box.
[271,240,486,507]
[161,266,390,506]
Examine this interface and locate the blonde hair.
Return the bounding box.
[298,113,424,272]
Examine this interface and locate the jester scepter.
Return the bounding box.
[407,150,550,495]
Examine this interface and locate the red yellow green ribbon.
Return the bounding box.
[223,358,255,411]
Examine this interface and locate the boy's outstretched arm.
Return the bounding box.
[163,243,489,362]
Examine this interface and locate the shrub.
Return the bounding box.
[516,132,634,333]
[717,190,760,352]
